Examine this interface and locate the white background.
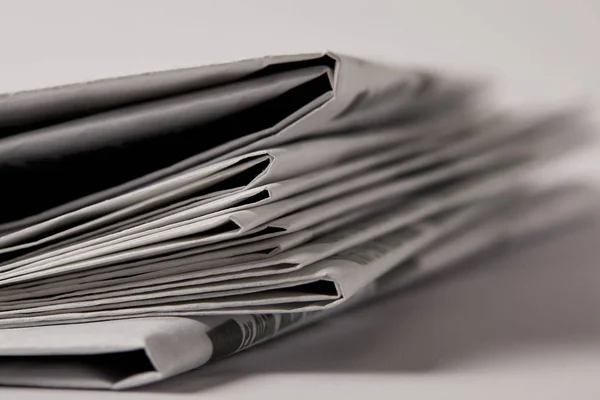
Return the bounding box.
[1,1,600,398]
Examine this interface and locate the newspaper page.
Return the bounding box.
[0,201,495,325]
[3,53,458,234]
[2,111,555,273]
[0,105,479,261]
[2,165,529,307]
[0,146,529,286]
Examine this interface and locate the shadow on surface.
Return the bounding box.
[142,215,600,393]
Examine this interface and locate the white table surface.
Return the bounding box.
[1,1,599,398]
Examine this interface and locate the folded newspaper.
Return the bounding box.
[0,52,594,390]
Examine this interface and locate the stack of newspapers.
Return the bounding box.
[0,53,594,389]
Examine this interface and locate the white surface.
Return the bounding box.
[1,0,600,398]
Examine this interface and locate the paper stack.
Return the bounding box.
[0,53,593,389]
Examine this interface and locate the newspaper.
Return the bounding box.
[1,53,465,233]
[2,105,565,267]
[0,145,527,286]
[0,200,489,325]
[0,64,330,230]
[0,107,572,275]
[0,100,483,263]
[0,175,568,319]
[0,52,592,391]
[0,208,381,302]
[0,184,592,390]
[0,205,486,306]
[0,163,530,307]
[0,128,561,283]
